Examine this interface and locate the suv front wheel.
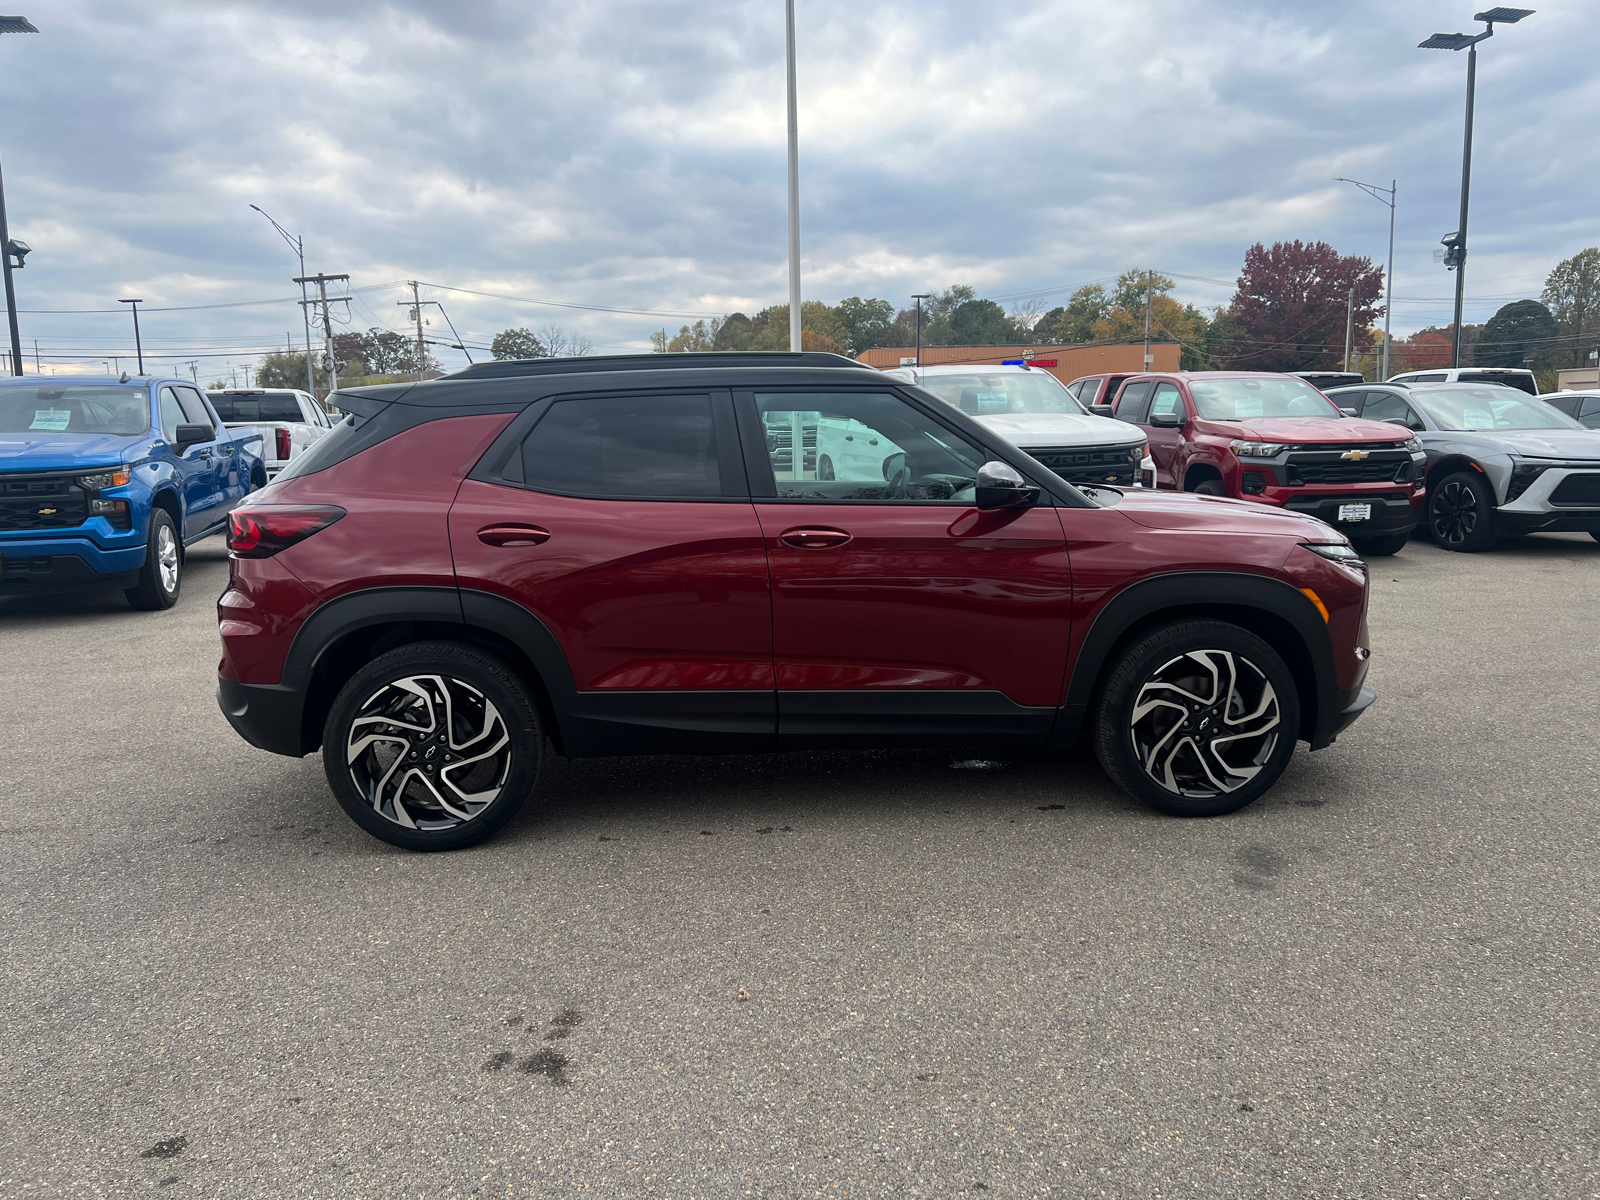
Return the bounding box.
[322,641,544,850]
[1094,620,1300,817]
[1428,470,1497,552]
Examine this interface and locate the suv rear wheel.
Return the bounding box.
[1094,620,1300,817]
[322,641,543,851]
[1428,470,1497,552]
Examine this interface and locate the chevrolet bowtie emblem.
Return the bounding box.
[1341,450,1370,461]
[37,507,57,515]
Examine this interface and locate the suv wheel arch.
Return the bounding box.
[1055,572,1335,751]
[1183,462,1225,492]
[1425,455,1493,502]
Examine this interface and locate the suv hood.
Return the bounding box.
[0,432,137,471]
[1112,488,1335,538]
[1471,429,1600,460]
[1212,416,1407,445]
[975,411,1141,449]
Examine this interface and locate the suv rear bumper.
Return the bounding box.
[218,672,312,757]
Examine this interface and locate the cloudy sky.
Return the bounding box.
[1,0,1595,378]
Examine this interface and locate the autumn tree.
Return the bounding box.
[492,328,547,360]
[1477,300,1559,369]
[745,302,851,355]
[1229,241,1384,371]
[1049,284,1111,343]
[712,312,757,351]
[1395,330,1453,372]
[1541,248,1600,367]
[665,319,720,353]
[254,351,326,392]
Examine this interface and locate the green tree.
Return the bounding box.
[1111,270,1177,316]
[1050,284,1111,342]
[1541,248,1600,367]
[835,297,898,356]
[666,318,720,352]
[1034,307,1066,343]
[492,328,548,360]
[746,302,850,354]
[255,350,326,392]
[949,298,1018,345]
[1477,300,1559,369]
[712,313,757,351]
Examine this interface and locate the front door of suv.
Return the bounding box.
[737,388,1073,745]
[449,390,776,749]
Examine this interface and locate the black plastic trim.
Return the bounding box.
[282,586,464,676]
[776,689,1055,748]
[0,553,140,595]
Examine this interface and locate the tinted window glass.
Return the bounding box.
[754,391,985,502]
[522,395,722,498]
[209,394,306,422]
[1407,373,1447,383]
[1360,392,1423,429]
[0,385,149,436]
[917,371,1084,415]
[1149,382,1183,418]
[1457,371,1538,396]
[176,387,215,431]
[1578,398,1600,427]
[1115,382,1155,424]
[158,387,188,443]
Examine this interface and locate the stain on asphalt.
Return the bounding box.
[757,827,774,834]
[1233,844,1286,891]
[504,1015,523,1027]
[545,1009,584,1040]
[139,1136,186,1160]
[481,1051,514,1072]
[699,830,715,836]
[521,1048,571,1086]
[1036,804,1065,810]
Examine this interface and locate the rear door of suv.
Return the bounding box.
[448,388,776,747]
[733,385,1072,745]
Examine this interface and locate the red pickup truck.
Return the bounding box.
[1111,372,1428,555]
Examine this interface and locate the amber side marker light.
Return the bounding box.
[1299,588,1331,623]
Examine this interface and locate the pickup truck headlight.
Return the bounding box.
[1402,435,1422,453]
[78,468,131,491]
[1230,440,1287,458]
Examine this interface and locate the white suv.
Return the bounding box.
[1386,367,1538,396]
[882,364,1149,488]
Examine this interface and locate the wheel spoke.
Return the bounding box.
[1128,648,1279,799]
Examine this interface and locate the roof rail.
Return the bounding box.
[445,351,871,381]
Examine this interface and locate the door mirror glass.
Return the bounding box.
[1340,407,1359,417]
[975,461,1039,510]
[1149,409,1185,428]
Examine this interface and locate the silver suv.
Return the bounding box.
[1327,381,1600,551]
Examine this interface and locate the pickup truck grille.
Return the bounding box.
[1284,447,1413,485]
[0,473,88,531]
[1027,445,1141,486]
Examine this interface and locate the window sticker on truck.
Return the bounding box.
[31,409,71,431]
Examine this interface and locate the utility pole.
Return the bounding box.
[1142,271,1153,372]
[295,271,350,396]
[1334,177,1397,378]
[0,14,39,377]
[414,298,473,363]
[1343,288,1356,373]
[118,299,145,374]
[912,294,929,369]
[400,281,428,381]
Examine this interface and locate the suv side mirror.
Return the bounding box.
[174,423,213,453]
[1149,409,1185,428]
[1340,407,1360,417]
[975,461,1039,510]
[1089,404,1115,418]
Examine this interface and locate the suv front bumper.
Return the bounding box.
[1495,467,1600,535]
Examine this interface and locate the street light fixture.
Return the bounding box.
[1334,177,1397,379]
[1,13,40,377]
[118,299,145,374]
[1419,6,1534,368]
[250,204,316,395]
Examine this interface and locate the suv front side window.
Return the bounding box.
[1361,391,1424,430]
[752,392,986,502]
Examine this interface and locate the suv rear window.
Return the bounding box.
[1456,371,1538,396]
[522,395,723,498]
[209,394,304,422]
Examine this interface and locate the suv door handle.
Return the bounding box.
[779,526,852,549]
[478,523,551,547]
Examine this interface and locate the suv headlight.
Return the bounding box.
[1231,440,1287,458]
[1302,541,1367,573]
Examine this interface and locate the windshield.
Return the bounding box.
[1188,376,1343,421]
[208,394,305,422]
[1412,386,1584,431]
[0,385,150,436]
[918,372,1086,416]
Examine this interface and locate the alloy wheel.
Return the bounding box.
[156,523,179,594]
[1128,649,1281,798]
[1431,480,1478,545]
[345,674,512,830]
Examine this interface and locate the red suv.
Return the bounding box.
[1111,372,1427,556]
[216,353,1375,850]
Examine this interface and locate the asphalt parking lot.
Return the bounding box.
[2,532,1598,1198]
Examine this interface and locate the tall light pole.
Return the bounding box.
[912,294,929,368]
[784,0,802,352]
[1420,7,1534,369]
[251,204,316,395]
[1335,177,1397,378]
[118,298,144,374]
[1,15,39,377]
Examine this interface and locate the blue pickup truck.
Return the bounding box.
[0,375,266,609]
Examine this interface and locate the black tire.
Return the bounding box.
[1094,620,1300,818]
[1428,470,1497,552]
[1591,531,1600,544]
[818,455,835,481]
[1190,478,1226,496]
[1351,533,1409,557]
[125,507,181,610]
[322,641,543,851]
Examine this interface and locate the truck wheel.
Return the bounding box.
[322,641,543,851]
[818,455,835,481]
[125,508,181,611]
[1094,620,1299,817]
[1428,471,1497,552]
[1191,478,1225,496]
[1351,533,1409,556]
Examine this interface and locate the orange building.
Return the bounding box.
[855,340,1181,386]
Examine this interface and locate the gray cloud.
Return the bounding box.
[1,0,1595,373]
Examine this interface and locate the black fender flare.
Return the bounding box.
[1053,571,1337,749]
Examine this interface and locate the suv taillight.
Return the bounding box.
[276,428,292,460]
[227,505,345,558]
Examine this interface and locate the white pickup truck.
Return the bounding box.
[206,388,335,478]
